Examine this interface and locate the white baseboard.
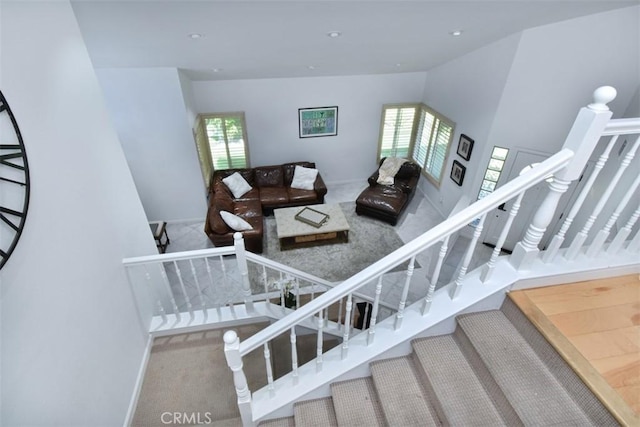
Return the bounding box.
[123,335,154,427]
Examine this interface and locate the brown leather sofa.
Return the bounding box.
[355,158,421,225]
[204,161,327,253]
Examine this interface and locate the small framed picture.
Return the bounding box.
[457,134,474,161]
[298,106,338,138]
[451,160,466,186]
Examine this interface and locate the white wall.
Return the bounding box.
[0,2,156,425]
[418,6,639,218]
[191,72,427,184]
[420,33,522,216]
[97,67,208,221]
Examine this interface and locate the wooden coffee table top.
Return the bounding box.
[274,204,349,239]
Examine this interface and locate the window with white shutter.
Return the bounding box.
[378,103,455,187]
[195,112,250,186]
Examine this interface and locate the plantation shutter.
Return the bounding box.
[378,106,416,160]
[424,119,453,182]
[193,115,213,188]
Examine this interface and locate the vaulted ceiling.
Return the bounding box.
[71,1,638,81]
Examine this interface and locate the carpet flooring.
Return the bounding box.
[260,202,416,282]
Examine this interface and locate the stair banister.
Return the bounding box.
[236,147,575,358]
[510,86,617,269]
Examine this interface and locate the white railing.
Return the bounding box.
[123,235,397,334]
[219,87,640,425]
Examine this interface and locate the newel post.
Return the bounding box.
[234,232,255,312]
[224,331,254,427]
[510,86,616,270]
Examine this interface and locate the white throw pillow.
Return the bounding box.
[290,165,319,190]
[220,211,253,231]
[222,172,252,198]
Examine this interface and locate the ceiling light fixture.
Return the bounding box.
[212,68,222,73]
[327,31,342,38]
[307,65,315,70]
[450,30,463,37]
[188,33,203,39]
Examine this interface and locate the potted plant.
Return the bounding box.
[269,276,297,309]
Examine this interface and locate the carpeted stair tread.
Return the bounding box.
[258,416,295,427]
[293,397,338,426]
[330,377,386,426]
[412,335,519,426]
[369,356,440,426]
[456,310,594,426]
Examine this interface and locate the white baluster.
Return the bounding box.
[262,266,268,295]
[220,255,236,310]
[341,294,353,360]
[587,170,640,257]
[422,237,449,315]
[160,263,181,322]
[628,228,640,253]
[337,297,344,331]
[451,214,486,299]
[566,135,640,260]
[189,260,207,318]
[482,193,524,282]
[367,277,383,345]
[316,311,324,373]
[233,233,254,312]
[223,331,254,427]
[543,136,619,262]
[511,177,571,270]
[263,343,275,397]
[608,202,640,254]
[141,265,167,324]
[294,278,300,310]
[290,328,299,385]
[204,257,220,315]
[173,260,194,320]
[395,257,415,330]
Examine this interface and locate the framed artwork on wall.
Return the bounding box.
[451,160,466,186]
[457,134,474,161]
[298,106,338,138]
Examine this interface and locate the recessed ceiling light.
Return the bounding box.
[395,63,402,67]
[188,33,203,39]
[450,30,463,37]
[307,65,316,70]
[212,68,222,73]
[327,31,342,38]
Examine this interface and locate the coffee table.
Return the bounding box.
[274,204,350,250]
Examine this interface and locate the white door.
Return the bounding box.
[482,150,588,252]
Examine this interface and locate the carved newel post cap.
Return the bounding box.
[589,86,617,111]
[224,330,238,344]
[233,232,243,241]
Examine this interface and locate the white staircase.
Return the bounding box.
[123,87,640,426]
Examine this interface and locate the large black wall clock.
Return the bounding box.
[0,90,30,270]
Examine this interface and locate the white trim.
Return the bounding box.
[123,335,154,427]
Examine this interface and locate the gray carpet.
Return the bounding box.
[261,202,416,282]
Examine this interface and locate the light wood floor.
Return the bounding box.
[509,274,640,426]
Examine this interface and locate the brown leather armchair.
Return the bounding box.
[355,158,421,225]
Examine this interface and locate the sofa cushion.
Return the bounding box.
[233,199,263,219]
[356,185,407,215]
[395,161,421,179]
[290,165,319,190]
[255,166,284,187]
[220,210,253,231]
[209,196,234,234]
[287,187,318,203]
[223,172,253,198]
[259,187,289,206]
